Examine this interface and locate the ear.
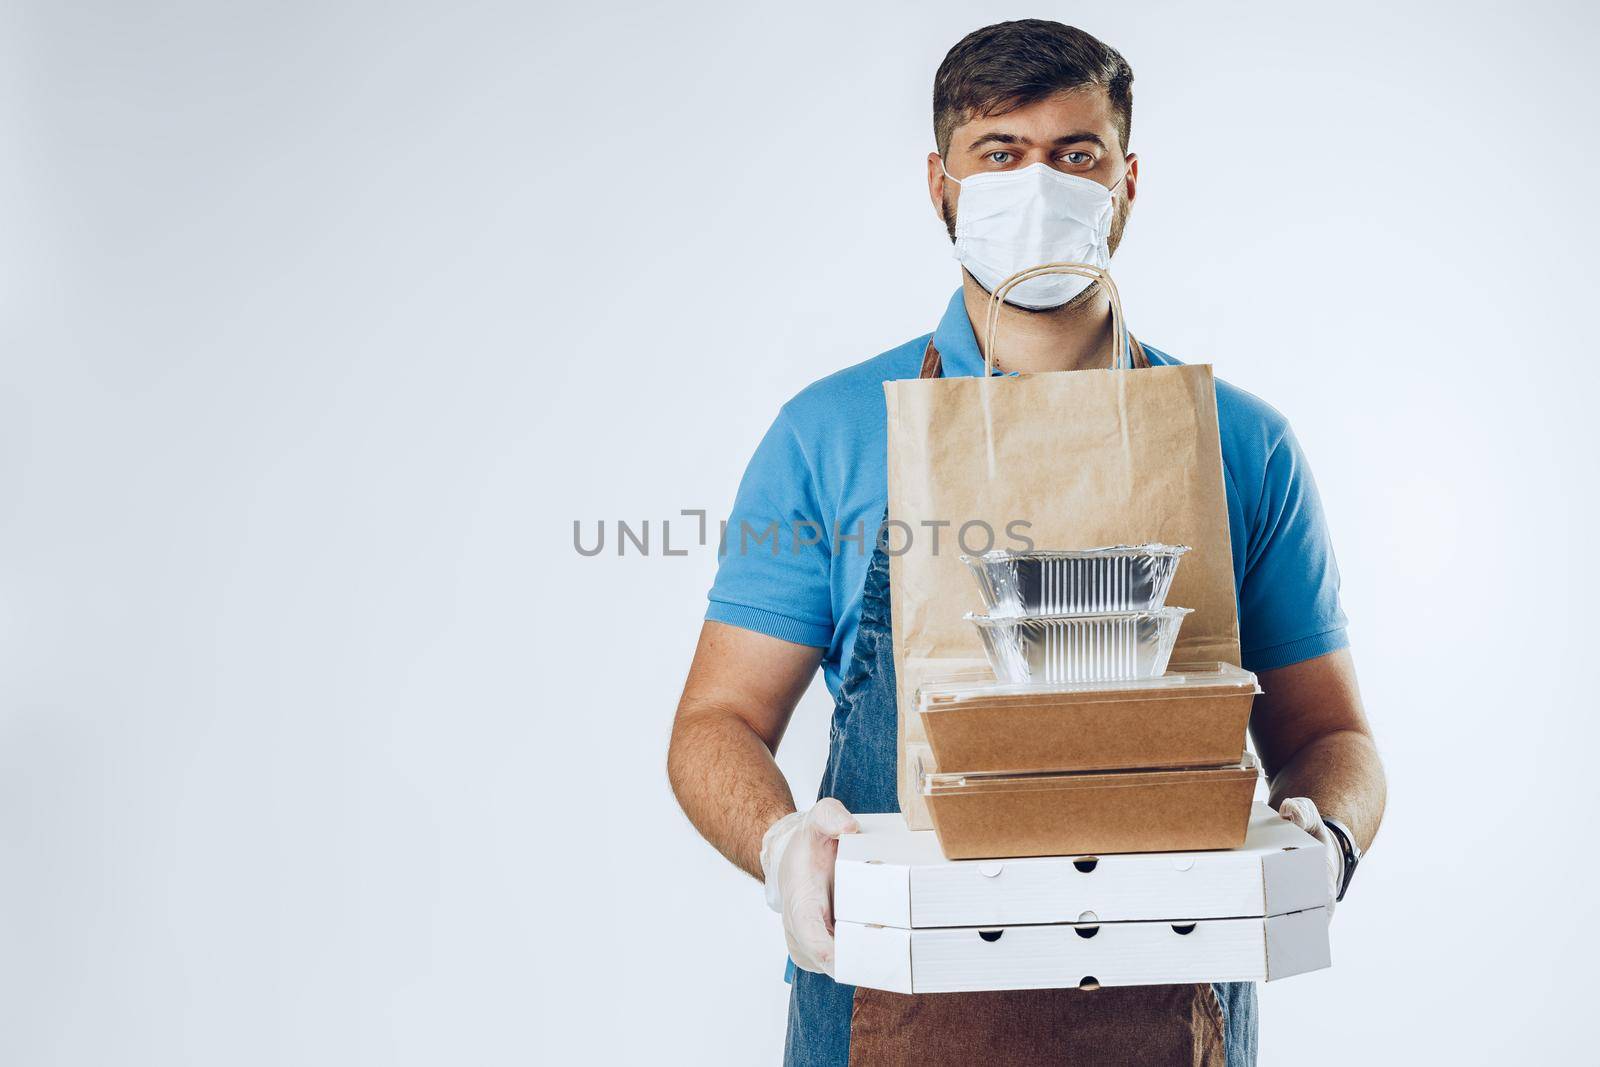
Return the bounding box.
[1122,153,1140,206]
[926,152,950,221]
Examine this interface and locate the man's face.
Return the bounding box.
[928,86,1138,264]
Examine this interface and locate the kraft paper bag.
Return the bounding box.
[885,266,1240,827]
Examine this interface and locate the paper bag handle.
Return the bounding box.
[982,263,1130,375]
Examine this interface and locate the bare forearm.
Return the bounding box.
[668,704,797,879]
[1265,729,1386,852]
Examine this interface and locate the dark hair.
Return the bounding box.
[933,20,1134,157]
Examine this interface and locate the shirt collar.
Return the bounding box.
[931,287,989,378]
[929,285,1152,376]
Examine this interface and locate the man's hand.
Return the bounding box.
[1252,648,1385,905]
[1278,796,1344,918]
[760,799,860,976]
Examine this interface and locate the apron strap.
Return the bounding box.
[1129,334,1152,369]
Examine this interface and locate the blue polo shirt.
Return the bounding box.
[707,288,1348,696]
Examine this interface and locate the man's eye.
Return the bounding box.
[1061,151,1093,166]
[987,151,1013,165]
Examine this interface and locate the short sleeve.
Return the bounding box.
[705,407,834,648]
[1237,423,1350,672]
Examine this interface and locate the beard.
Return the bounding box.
[942,187,1131,314]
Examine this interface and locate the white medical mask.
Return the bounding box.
[942,160,1126,310]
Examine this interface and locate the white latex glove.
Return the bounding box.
[759,798,860,976]
[1278,796,1345,919]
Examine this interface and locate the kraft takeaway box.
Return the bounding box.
[916,750,1259,859]
[916,662,1258,775]
[832,805,1332,995]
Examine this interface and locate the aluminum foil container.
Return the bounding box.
[967,607,1192,684]
[962,544,1189,617]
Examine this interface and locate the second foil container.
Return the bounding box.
[967,607,1192,684]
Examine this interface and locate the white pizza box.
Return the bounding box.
[835,908,1330,994]
[836,803,1325,929]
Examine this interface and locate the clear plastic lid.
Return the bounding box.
[917,661,1260,713]
[965,607,1193,628]
[962,543,1191,563]
[916,749,1259,796]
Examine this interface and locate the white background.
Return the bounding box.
[3,1,1597,1063]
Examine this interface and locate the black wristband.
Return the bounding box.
[1321,817,1361,903]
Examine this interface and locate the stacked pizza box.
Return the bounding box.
[833,545,1331,993]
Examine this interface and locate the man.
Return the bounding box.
[668,19,1385,1067]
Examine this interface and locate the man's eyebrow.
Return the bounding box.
[1052,131,1107,149]
[967,132,1028,151]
